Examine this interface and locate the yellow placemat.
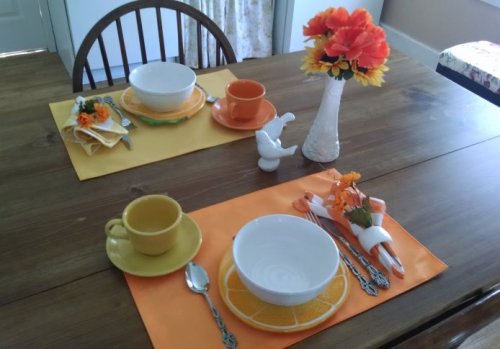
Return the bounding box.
[49,69,253,180]
[125,170,448,349]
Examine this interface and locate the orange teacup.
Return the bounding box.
[226,80,266,121]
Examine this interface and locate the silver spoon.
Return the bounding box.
[195,83,219,104]
[185,261,237,349]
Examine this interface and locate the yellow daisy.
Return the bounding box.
[301,38,350,78]
[353,64,389,87]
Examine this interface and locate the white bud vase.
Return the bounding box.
[302,77,346,162]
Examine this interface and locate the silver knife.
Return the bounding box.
[321,218,390,289]
[121,133,133,150]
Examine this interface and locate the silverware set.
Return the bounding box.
[304,211,390,297]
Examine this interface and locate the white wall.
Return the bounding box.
[380,0,500,69]
[288,0,383,53]
[50,0,180,81]
[273,0,384,54]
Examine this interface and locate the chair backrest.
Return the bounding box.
[72,0,236,92]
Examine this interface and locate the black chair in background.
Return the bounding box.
[72,0,236,92]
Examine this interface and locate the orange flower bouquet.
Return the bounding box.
[301,7,390,86]
[301,7,390,163]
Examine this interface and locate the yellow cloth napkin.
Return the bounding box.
[125,170,448,349]
[50,69,253,180]
[61,96,128,156]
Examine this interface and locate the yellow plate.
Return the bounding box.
[218,249,350,332]
[106,214,202,277]
[120,86,206,121]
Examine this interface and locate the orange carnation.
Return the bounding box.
[324,25,389,68]
[348,8,373,28]
[324,7,350,32]
[93,103,110,123]
[303,8,333,36]
[340,171,361,187]
[77,112,93,128]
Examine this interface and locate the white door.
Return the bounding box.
[0,0,48,53]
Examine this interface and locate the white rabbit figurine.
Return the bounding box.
[256,113,298,172]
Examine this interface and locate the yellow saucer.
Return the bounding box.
[106,214,202,277]
[120,86,206,121]
[218,249,350,332]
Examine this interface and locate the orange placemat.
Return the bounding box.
[125,170,447,348]
[49,69,253,181]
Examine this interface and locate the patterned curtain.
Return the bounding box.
[179,0,274,68]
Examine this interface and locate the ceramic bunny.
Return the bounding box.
[256,113,297,172]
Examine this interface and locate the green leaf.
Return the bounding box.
[137,114,188,126]
[79,99,98,114]
[345,207,372,228]
[342,70,354,80]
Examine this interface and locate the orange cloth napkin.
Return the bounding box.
[125,170,447,348]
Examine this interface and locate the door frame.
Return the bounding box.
[39,0,57,52]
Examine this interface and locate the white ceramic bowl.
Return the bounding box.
[233,214,339,306]
[129,62,196,112]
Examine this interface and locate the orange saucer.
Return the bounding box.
[211,98,277,130]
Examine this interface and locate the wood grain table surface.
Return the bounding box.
[1,50,499,348]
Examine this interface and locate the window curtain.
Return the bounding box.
[179,0,274,68]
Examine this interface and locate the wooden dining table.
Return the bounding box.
[1,49,499,348]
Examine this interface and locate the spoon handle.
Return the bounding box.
[340,252,378,296]
[203,293,238,349]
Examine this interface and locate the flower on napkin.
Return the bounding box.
[293,171,405,278]
[294,171,385,229]
[328,171,385,227]
[61,96,128,156]
[76,99,111,127]
[301,7,390,86]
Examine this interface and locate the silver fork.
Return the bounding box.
[97,96,134,150]
[309,212,390,289]
[195,83,218,104]
[103,96,137,129]
[305,211,378,296]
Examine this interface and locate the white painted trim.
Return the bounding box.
[481,0,500,8]
[380,22,441,70]
[38,0,57,52]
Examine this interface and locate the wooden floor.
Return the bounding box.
[2,50,499,349]
[0,51,73,112]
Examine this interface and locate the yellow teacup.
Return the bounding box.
[105,195,182,255]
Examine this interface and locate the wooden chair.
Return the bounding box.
[72,0,236,92]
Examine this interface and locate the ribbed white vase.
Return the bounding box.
[302,77,346,162]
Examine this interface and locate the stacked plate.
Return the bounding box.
[120,86,206,126]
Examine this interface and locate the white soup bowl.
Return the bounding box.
[129,62,196,112]
[233,214,339,306]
